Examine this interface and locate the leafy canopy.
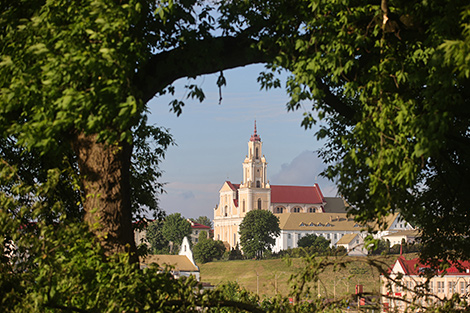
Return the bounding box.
[239,210,280,259]
[260,0,470,263]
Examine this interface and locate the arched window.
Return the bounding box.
[255,147,259,159]
[257,198,262,210]
[256,181,260,188]
[275,206,284,213]
[224,205,228,216]
[242,199,246,212]
[308,207,316,213]
[292,207,301,213]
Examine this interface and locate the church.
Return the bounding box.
[213,123,347,249]
[213,123,413,252]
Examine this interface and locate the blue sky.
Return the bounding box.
[147,64,338,220]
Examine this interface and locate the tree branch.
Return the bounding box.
[315,78,357,122]
[136,34,273,104]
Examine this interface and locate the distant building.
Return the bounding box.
[273,212,411,253]
[381,257,470,312]
[140,237,200,281]
[382,229,420,247]
[188,219,211,244]
[213,122,413,252]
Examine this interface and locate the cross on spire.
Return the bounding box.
[250,120,261,142]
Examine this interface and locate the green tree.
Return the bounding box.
[193,232,225,264]
[297,234,330,254]
[193,216,213,229]
[146,219,170,254]
[239,210,280,259]
[258,0,470,263]
[162,213,192,252]
[0,0,280,260]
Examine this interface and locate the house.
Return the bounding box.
[273,212,410,253]
[336,233,367,256]
[213,123,414,252]
[140,237,200,281]
[381,229,420,247]
[188,219,211,244]
[381,257,470,312]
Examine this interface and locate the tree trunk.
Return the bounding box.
[73,132,138,264]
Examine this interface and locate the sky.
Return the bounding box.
[147,64,338,220]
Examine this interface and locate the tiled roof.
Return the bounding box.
[393,257,470,276]
[226,181,240,191]
[336,233,358,245]
[190,222,210,229]
[140,255,199,272]
[275,212,401,232]
[323,197,348,213]
[271,183,325,204]
[276,213,360,231]
[383,230,420,238]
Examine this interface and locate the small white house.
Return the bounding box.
[336,233,367,256]
[140,237,200,281]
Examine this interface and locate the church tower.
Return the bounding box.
[213,122,271,249]
[238,121,271,213]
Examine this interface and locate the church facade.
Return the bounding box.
[213,123,332,249]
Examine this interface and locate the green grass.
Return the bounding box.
[199,254,417,299]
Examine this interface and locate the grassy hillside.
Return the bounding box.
[199,254,416,299]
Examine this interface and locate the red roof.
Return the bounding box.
[393,257,470,276]
[190,222,211,229]
[271,183,325,204]
[226,181,240,191]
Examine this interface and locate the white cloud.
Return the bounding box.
[270,150,338,196]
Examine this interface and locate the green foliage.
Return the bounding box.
[193,216,213,229]
[297,234,330,253]
[162,213,192,252]
[193,237,226,264]
[239,210,280,259]
[261,0,470,263]
[146,219,170,254]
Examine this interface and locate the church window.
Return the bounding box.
[256,147,259,159]
[257,198,262,210]
[242,200,245,212]
[256,181,260,188]
[224,205,228,217]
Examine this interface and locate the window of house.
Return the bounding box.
[449,281,456,294]
[275,206,284,213]
[327,234,330,239]
[460,281,465,294]
[288,234,291,239]
[292,207,301,213]
[438,281,444,293]
[334,234,337,240]
[308,207,316,213]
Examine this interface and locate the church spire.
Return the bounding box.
[250,120,261,142]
